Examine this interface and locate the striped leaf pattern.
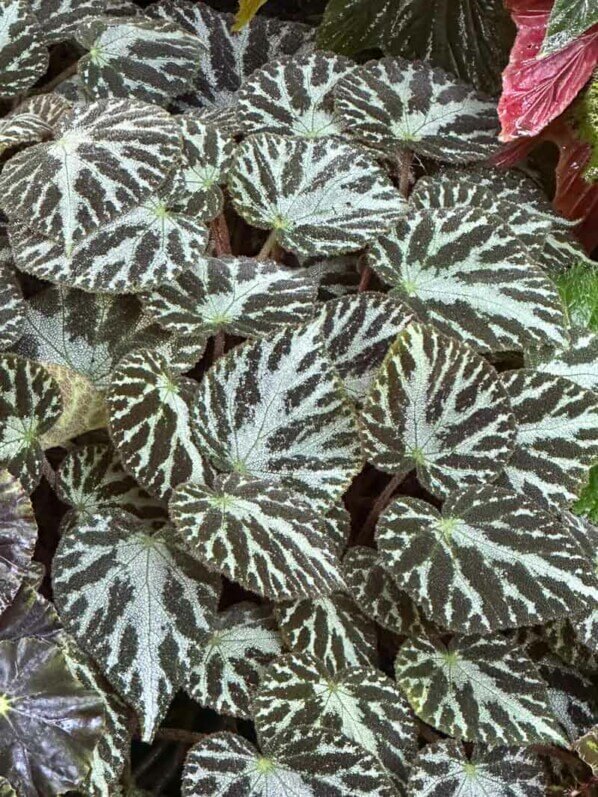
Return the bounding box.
[238,52,354,138]
[53,509,221,741]
[407,741,545,797]
[395,635,566,745]
[361,324,516,498]
[108,349,211,501]
[0,0,48,97]
[0,92,69,154]
[499,370,598,512]
[0,355,62,492]
[335,58,498,162]
[191,323,363,510]
[145,256,316,338]
[0,255,24,351]
[170,474,344,600]
[30,0,105,42]
[0,470,36,614]
[182,728,396,797]
[188,603,281,718]
[254,654,417,789]
[377,486,598,635]
[369,207,567,352]
[0,99,180,250]
[527,329,598,394]
[229,133,406,256]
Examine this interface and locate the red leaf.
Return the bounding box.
[498,0,598,142]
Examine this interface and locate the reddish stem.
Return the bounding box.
[211,214,232,256]
[355,472,404,545]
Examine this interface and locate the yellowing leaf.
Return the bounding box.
[232,0,269,31]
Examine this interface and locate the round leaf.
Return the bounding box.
[0,0,48,97]
[0,470,36,615]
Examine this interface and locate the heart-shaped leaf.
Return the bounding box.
[0,470,36,615]
[527,329,598,394]
[0,0,48,97]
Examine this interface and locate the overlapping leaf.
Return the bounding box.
[543,0,598,55]
[0,254,24,352]
[188,602,281,718]
[229,133,406,256]
[560,515,598,653]
[298,253,360,301]
[499,370,598,512]
[0,0,48,97]
[395,635,566,745]
[361,324,516,498]
[39,363,107,448]
[108,349,211,501]
[0,470,36,616]
[335,58,498,163]
[537,654,597,742]
[0,355,62,492]
[377,485,598,635]
[53,509,221,740]
[527,330,598,394]
[0,99,181,250]
[0,93,69,155]
[170,474,343,600]
[368,208,567,352]
[0,562,60,642]
[191,322,363,510]
[145,256,316,339]
[30,0,106,42]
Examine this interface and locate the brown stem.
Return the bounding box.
[212,330,226,360]
[152,743,188,794]
[355,472,405,545]
[38,60,78,94]
[358,264,372,292]
[398,149,414,199]
[417,720,442,745]
[256,229,277,261]
[155,728,208,745]
[211,214,232,256]
[531,744,586,770]
[132,740,169,780]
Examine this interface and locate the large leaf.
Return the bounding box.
[108,349,211,501]
[0,470,36,617]
[395,634,566,745]
[0,254,24,352]
[0,99,181,250]
[377,485,598,635]
[238,51,354,139]
[361,323,516,498]
[335,58,498,163]
[188,602,281,719]
[254,653,417,789]
[170,473,344,600]
[0,354,62,492]
[499,370,598,512]
[30,0,106,42]
[0,637,104,797]
[368,207,567,352]
[191,322,363,511]
[77,16,203,106]
[182,727,396,797]
[0,0,48,97]
[527,329,598,394]
[229,133,405,257]
[407,741,544,797]
[144,256,316,339]
[53,509,221,740]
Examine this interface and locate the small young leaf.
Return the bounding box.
[0,0,48,97]
[0,470,36,615]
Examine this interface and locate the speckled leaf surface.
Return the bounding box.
[0,253,24,351]
[527,329,598,394]
[0,0,48,97]
[30,0,107,42]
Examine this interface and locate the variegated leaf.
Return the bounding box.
[254,653,417,790]
[144,256,316,339]
[377,486,598,635]
[527,329,598,394]
[368,207,567,352]
[561,515,598,653]
[395,635,566,745]
[0,355,62,492]
[0,470,36,615]
[0,93,69,154]
[297,253,360,301]
[238,51,354,138]
[312,293,416,402]
[499,370,598,512]
[191,322,363,511]
[10,92,71,131]
[108,349,211,501]
[544,618,598,674]
[342,546,425,637]
[0,99,181,250]
[53,509,221,741]
[77,16,203,106]
[407,741,545,797]
[0,254,24,351]
[188,602,281,718]
[170,473,343,600]
[361,323,516,498]
[39,363,107,448]
[229,133,406,257]
[322,503,351,557]
[335,57,498,163]
[0,0,48,97]
[276,593,377,674]
[537,655,597,742]
[574,726,598,775]
[30,0,106,42]
[182,727,396,797]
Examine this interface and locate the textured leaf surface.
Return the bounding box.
[182,728,396,797]
[0,355,62,492]
[527,330,598,394]
[407,741,544,797]
[368,207,567,352]
[170,474,343,600]
[0,92,69,154]
[108,349,210,501]
[543,0,598,55]
[254,654,417,788]
[395,635,566,745]
[238,51,353,138]
[377,486,598,635]
[361,324,515,498]
[30,0,106,42]
[0,99,181,250]
[0,569,60,643]
[0,255,24,351]
[537,654,597,742]
[53,509,220,740]
[188,602,281,718]
[0,470,36,616]
[499,370,598,512]
[335,58,498,163]
[229,133,405,256]
[145,257,316,339]
[192,323,362,511]
[0,637,104,797]
[0,0,48,97]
